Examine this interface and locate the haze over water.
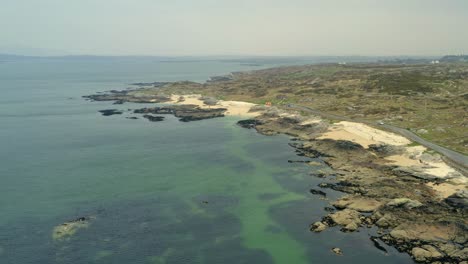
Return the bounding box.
[0,57,414,263]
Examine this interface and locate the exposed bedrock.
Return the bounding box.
[134,105,227,122]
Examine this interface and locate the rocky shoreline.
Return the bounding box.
[237,110,467,264]
[82,89,467,263]
[134,105,226,122]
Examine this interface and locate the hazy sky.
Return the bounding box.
[1,0,468,56]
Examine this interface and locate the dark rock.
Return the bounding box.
[445,190,468,209]
[370,236,388,254]
[84,90,171,104]
[335,140,364,150]
[134,105,226,122]
[392,167,439,181]
[126,117,138,120]
[318,183,335,189]
[290,143,332,158]
[113,99,125,104]
[98,109,123,116]
[130,82,169,87]
[143,115,165,122]
[237,119,263,129]
[368,144,404,156]
[310,189,327,197]
[73,216,89,222]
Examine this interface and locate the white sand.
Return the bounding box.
[317,121,411,147]
[168,94,260,117]
[316,121,466,197]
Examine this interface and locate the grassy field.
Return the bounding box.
[135,62,468,154]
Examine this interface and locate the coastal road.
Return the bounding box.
[288,104,468,174]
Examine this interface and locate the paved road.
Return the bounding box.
[288,104,468,174]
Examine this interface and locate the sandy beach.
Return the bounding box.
[168,94,260,117]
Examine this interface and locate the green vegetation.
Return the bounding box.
[135,62,468,154]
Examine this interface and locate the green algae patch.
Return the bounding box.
[224,119,309,264]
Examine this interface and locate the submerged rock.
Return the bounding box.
[331,247,343,255]
[98,109,123,116]
[52,216,94,241]
[310,189,327,197]
[370,236,388,254]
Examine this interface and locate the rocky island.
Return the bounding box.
[83,61,467,263]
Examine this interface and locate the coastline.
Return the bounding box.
[84,90,467,263]
[165,93,466,189]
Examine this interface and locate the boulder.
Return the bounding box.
[310,221,328,232]
[328,209,362,232]
[333,195,382,212]
[375,213,398,228]
[411,245,443,262]
[390,223,463,243]
[386,198,423,209]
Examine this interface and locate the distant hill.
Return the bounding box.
[0,54,34,60]
[440,55,468,62]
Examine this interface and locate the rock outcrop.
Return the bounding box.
[134,105,227,122]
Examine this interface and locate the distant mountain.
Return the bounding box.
[440,55,468,62]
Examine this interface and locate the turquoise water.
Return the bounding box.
[0,57,413,263]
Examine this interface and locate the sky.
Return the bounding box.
[1,0,468,56]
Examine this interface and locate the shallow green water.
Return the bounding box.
[0,57,413,263]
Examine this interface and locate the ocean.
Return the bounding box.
[0,56,413,263]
